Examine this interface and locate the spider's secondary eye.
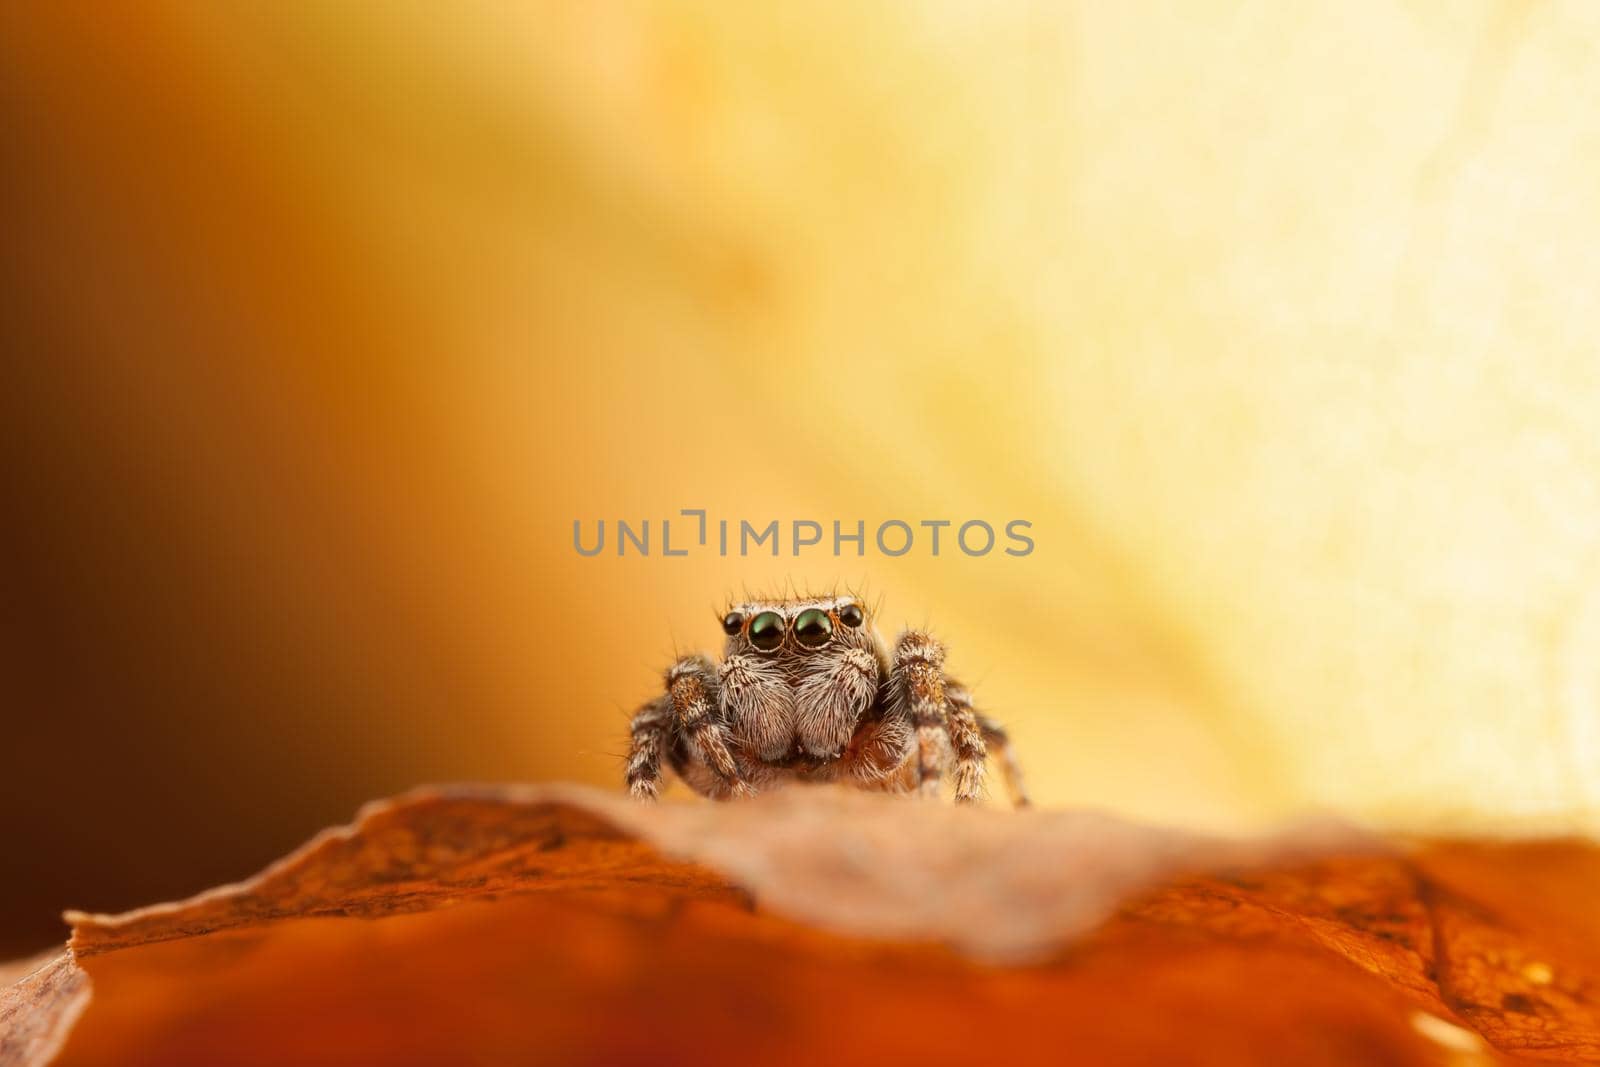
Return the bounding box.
[748,611,785,651]
[837,604,864,628]
[721,612,744,636]
[794,608,833,647]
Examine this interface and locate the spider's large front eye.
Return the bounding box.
[837,603,864,628]
[748,611,785,651]
[721,611,744,636]
[794,608,833,648]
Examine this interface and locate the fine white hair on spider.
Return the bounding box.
[625,591,1029,807]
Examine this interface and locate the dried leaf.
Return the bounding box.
[0,953,89,1067]
[3,784,1598,1066]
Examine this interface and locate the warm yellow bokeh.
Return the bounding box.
[365,0,1600,832]
[6,4,1600,955]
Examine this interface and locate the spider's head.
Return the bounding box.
[718,595,877,664]
[717,594,886,761]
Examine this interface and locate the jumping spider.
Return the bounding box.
[625,593,1028,806]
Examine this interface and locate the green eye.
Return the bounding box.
[748,611,785,651]
[794,608,833,648]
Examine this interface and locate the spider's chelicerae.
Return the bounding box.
[625,593,1028,806]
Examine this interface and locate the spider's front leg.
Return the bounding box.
[890,631,987,803]
[625,697,671,801]
[943,678,990,804]
[626,654,754,801]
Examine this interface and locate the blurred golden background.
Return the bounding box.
[5,1,1600,956]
